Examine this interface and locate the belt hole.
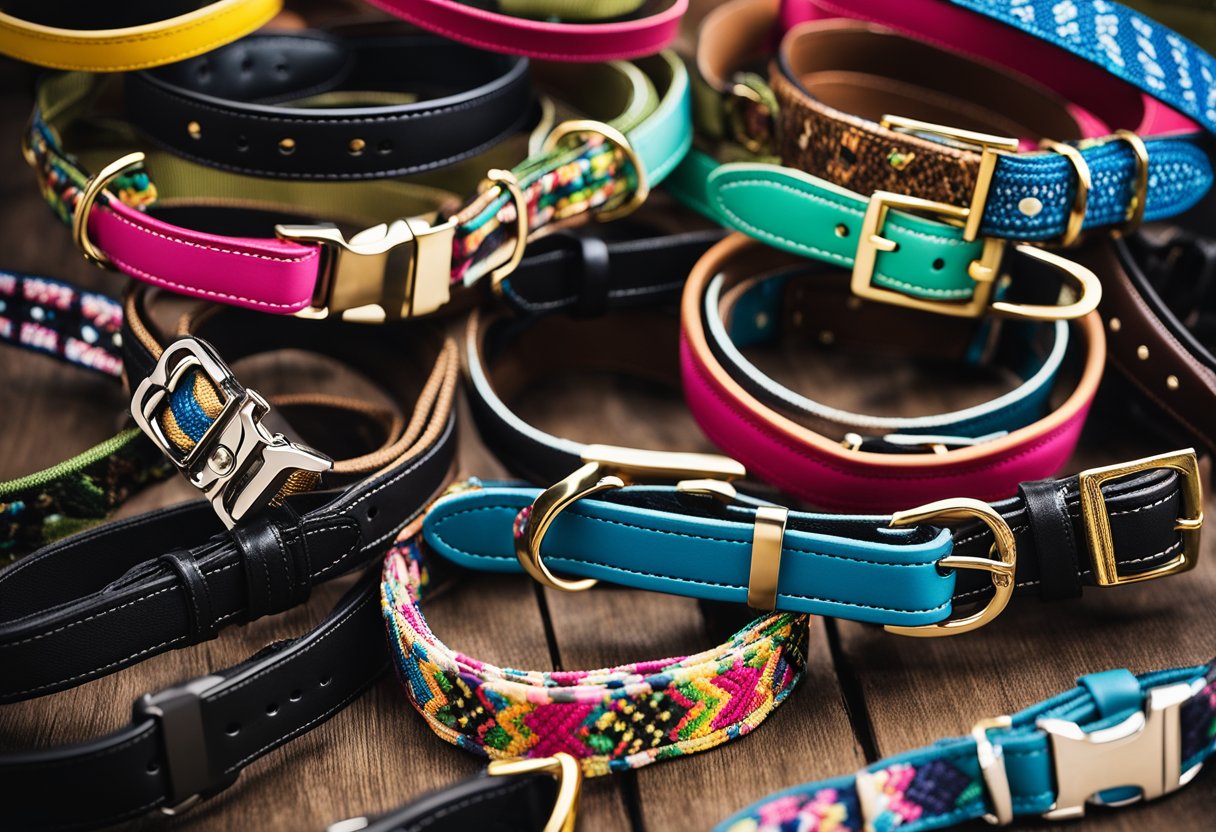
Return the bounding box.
[319,675,332,687]
[367,505,378,520]
[266,702,279,716]
[932,258,945,271]
[240,56,253,73]
[835,224,849,238]
[289,689,303,702]
[236,135,249,152]
[225,722,241,736]
[146,761,160,774]
[377,140,393,155]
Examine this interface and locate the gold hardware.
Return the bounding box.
[972,716,1014,825]
[1109,317,1122,332]
[278,137,296,155]
[883,498,1017,637]
[1038,679,1203,819]
[542,119,649,222]
[486,753,582,832]
[1039,140,1091,247]
[348,138,365,155]
[1110,129,1149,234]
[187,121,201,139]
[276,215,456,322]
[1077,449,1203,587]
[1137,344,1150,360]
[72,151,147,269]
[852,193,1100,319]
[485,168,529,290]
[514,445,746,592]
[1167,375,1180,391]
[748,506,787,610]
[880,115,1018,241]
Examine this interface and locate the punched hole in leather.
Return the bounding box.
[1018,477,1084,600]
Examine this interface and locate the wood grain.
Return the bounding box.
[1,40,1214,832]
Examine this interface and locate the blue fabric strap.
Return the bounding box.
[952,0,1216,135]
[716,660,1216,831]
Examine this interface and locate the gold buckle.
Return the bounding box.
[542,119,649,222]
[883,497,1017,637]
[514,445,746,592]
[1078,449,1203,587]
[486,753,582,832]
[852,194,1101,320]
[72,151,147,269]
[276,171,527,322]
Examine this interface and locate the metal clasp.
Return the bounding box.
[1077,449,1203,587]
[134,675,236,816]
[883,497,1017,637]
[1038,680,1205,819]
[130,337,332,529]
[276,171,527,322]
[513,444,746,592]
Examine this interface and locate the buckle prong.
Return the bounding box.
[512,445,745,592]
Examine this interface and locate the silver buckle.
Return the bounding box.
[1037,679,1205,819]
[130,337,332,529]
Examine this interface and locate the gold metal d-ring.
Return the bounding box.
[72,152,146,269]
[541,119,649,222]
[484,168,529,292]
[514,445,746,592]
[883,497,1017,637]
[1039,140,1091,247]
[1110,129,1149,235]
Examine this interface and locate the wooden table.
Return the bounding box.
[0,57,1212,831]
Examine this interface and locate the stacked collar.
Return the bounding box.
[363,0,687,62]
[0,0,280,71]
[26,50,691,320]
[124,30,534,180]
[0,289,459,828]
[718,659,1216,830]
[680,234,1105,510]
[0,273,168,564]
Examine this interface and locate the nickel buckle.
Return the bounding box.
[1077,449,1203,587]
[1038,679,1205,819]
[130,337,332,529]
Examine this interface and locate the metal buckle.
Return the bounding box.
[134,675,236,816]
[130,337,332,529]
[513,444,746,592]
[725,72,777,156]
[276,171,527,322]
[972,715,1015,825]
[883,497,1017,637]
[1037,679,1205,819]
[485,753,583,832]
[72,151,147,270]
[541,119,649,222]
[1078,449,1203,587]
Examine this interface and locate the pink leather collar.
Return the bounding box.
[679,234,1106,512]
[365,0,687,62]
[779,0,1199,137]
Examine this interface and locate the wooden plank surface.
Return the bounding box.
[1,39,1214,832]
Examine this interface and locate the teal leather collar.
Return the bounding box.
[717,659,1216,830]
[423,451,1196,633]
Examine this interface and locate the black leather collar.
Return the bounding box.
[0,294,459,829]
[125,29,534,180]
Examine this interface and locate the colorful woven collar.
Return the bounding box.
[719,658,1216,831]
[382,513,807,776]
[25,52,690,321]
[0,271,167,564]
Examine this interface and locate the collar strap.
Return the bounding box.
[327,752,581,832]
[124,31,534,181]
[383,521,807,775]
[771,20,1211,244]
[26,52,691,320]
[363,0,687,62]
[0,288,458,705]
[425,444,1202,633]
[0,272,169,564]
[0,569,389,830]
[680,234,1105,510]
[718,658,1216,830]
[1090,232,1216,455]
[0,0,280,71]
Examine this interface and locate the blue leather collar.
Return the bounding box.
[423,456,1193,630]
[716,658,1216,831]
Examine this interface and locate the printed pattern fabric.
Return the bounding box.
[722,669,1216,832]
[382,534,808,775]
[0,272,169,563]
